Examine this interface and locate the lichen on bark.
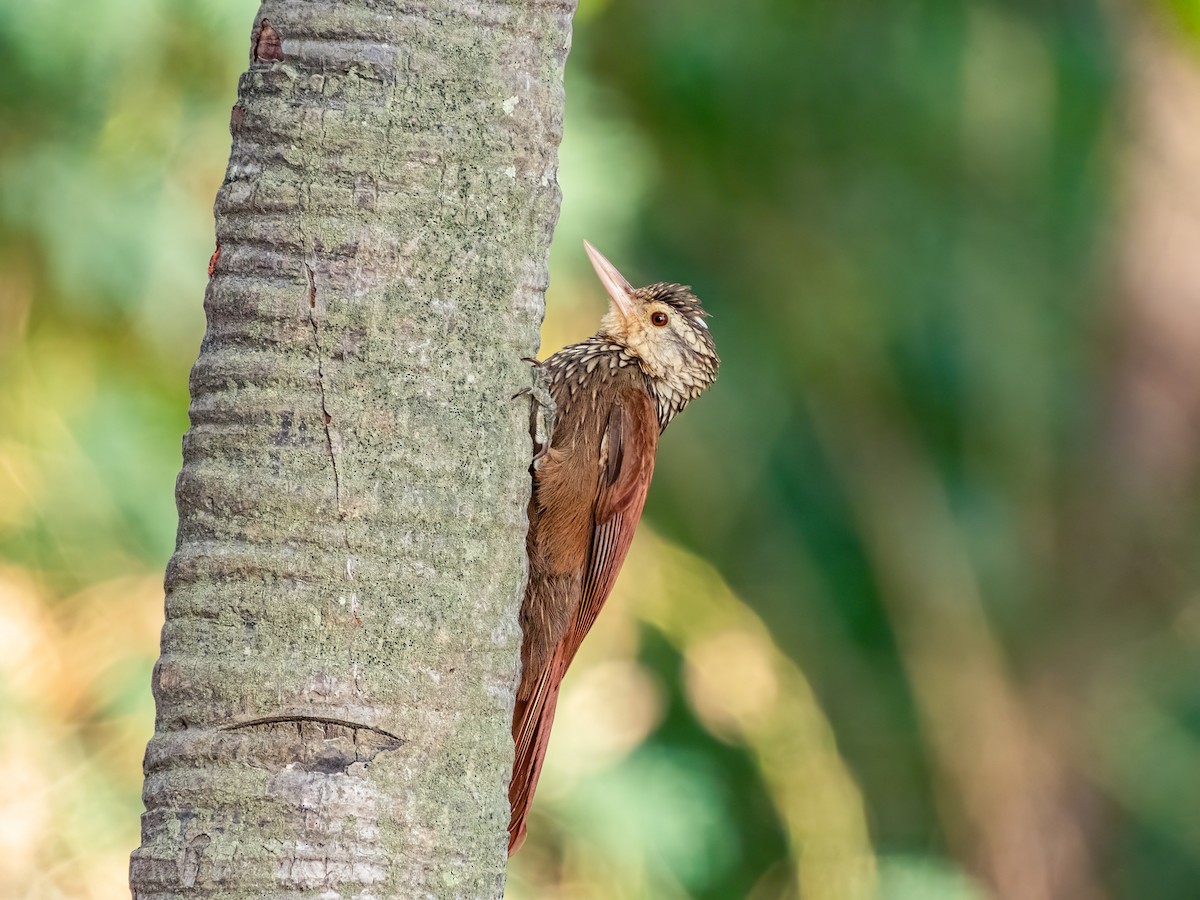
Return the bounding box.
[129,1,575,897]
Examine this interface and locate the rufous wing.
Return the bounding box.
[508,387,659,853]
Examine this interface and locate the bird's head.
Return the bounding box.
[585,241,719,416]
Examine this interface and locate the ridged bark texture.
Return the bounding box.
[129,1,573,897]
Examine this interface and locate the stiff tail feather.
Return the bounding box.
[508,649,568,854]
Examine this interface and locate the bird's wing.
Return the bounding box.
[508,387,658,853]
[564,386,658,665]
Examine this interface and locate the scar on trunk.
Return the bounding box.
[252,18,284,63]
[221,713,404,744]
[221,714,406,774]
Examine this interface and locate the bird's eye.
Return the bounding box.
[650,311,669,327]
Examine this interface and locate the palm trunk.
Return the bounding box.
[129,1,573,896]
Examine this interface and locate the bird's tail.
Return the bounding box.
[508,649,567,854]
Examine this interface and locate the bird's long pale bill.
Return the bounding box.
[583,240,637,320]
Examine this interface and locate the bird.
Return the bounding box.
[508,241,719,853]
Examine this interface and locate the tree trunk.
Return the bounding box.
[128,2,573,897]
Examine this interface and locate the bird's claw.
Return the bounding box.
[513,370,555,471]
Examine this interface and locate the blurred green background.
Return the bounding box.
[4,1,1200,897]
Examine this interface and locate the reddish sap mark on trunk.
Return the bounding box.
[208,242,221,278]
[253,18,284,62]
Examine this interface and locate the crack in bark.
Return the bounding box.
[220,713,405,745]
[305,261,343,518]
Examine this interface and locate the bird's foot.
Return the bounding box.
[513,369,555,469]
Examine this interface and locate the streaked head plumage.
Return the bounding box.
[583,241,719,424]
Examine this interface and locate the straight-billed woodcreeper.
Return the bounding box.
[509,242,719,853]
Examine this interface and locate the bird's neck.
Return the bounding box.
[582,335,693,431]
[648,372,699,431]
